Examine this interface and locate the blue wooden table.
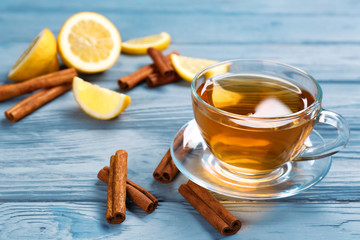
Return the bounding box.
[1,0,359,239]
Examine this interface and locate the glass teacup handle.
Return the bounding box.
[295,109,350,161]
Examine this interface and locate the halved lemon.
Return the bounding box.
[170,54,218,82]
[72,77,131,120]
[121,32,171,55]
[8,28,60,82]
[58,12,121,74]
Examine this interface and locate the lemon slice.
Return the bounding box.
[8,28,60,82]
[211,81,244,109]
[73,77,131,120]
[58,12,121,74]
[170,54,218,82]
[121,32,171,55]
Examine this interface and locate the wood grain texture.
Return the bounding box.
[2,0,360,45]
[0,0,360,239]
[0,202,359,240]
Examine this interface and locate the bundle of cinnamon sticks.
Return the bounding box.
[179,180,242,236]
[99,148,241,236]
[0,68,77,122]
[98,150,158,224]
[117,48,180,90]
[153,129,188,183]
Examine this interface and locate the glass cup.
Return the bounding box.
[191,59,350,180]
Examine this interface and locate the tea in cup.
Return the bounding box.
[191,60,349,178]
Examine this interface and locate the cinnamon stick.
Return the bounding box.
[0,68,77,102]
[179,180,241,236]
[106,150,127,224]
[145,72,180,88]
[126,178,158,214]
[153,149,179,183]
[97,166,111,184]
[117,64,154,90]
[117,51,179,90]
[147,48,174,77]
[4,83,72,122]
[98,166,158,214]
[153,130,189,183]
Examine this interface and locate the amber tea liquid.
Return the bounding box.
[194,74,316,175]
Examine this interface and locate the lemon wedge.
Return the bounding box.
[72,77,131,120]
[8,28,60,82]
[121,32,171,55]
[58,12,121,74]
[170,54,218,82]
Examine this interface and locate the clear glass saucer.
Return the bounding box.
[170,120,332,200]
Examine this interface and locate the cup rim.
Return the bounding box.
[191,59,323,121]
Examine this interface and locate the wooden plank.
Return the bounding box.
[0,155,359,202]
[0,201,359,239]
[1,2,360,45]
[2,44,360,85]
[2,0,360,14]
[0,81,358,130]
[2,0,360,15]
